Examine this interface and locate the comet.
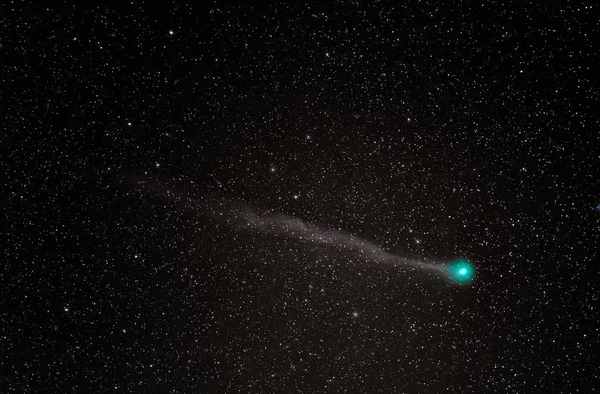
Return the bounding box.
[130,176,475,283]
[446,259,475,283]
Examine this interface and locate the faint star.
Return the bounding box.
[325,52,330,58]
[270,167,276,173]
[352,311,359,318]
[415,239,421,245]
[169,30,174,35]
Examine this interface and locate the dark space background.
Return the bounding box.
[2,1,599,392]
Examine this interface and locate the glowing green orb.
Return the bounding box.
[447,260,475,283]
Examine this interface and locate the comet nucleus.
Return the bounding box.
[447,259,475,283]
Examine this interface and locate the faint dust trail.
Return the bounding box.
[226,204,444,274]
[131,176,446,275]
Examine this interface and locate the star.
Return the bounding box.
[352,311,359,318]
[270,167,276,173]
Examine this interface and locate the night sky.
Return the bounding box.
[3,1,600,393]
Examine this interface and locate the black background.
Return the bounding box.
[2,1,599,392]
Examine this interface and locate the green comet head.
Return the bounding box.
[447,259,475,283]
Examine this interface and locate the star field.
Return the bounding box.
[2,1,600,393]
